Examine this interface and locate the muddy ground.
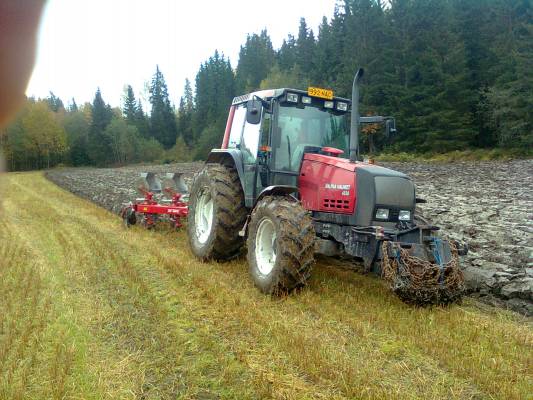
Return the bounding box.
[46,160,533,315]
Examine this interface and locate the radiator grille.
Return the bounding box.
[323,198,350,210]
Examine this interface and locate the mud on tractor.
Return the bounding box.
[184,68,467,305]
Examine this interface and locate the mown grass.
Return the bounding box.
[0,171,532,399]
[373,148,533,162]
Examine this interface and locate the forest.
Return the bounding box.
[1,0,531,171]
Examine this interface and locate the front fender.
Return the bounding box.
[238,185,300,238]
[255,185,299,206]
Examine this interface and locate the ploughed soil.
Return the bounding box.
[46,159,533,315]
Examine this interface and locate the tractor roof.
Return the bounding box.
[231,88,351,106]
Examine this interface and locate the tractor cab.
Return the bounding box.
[211,85,395,208]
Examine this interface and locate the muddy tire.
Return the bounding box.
[247,197,315,294]
[121,206,137,228]
[187,164,247,261]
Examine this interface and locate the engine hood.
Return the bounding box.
[302,153,408,178]
[302,153,416,227]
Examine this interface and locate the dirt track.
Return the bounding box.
[46,159,533,315]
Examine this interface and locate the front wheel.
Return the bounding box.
[247,197,315,294]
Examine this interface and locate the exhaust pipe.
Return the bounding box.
[349,68,364,163]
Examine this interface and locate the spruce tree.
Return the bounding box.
[123,85,137,126]
[46,91,64,112]
[235,30,276,93]
[87,88,113,165]
[295,18,316,76]
[149,65,178,149]
[177,79,194,146]
[69,98,78,112]
[194,51,235,137]
[183,78,194,111]
[278,34,297,70]
[135,100,150,138]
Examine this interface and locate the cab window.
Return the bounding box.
[228,105,246,148]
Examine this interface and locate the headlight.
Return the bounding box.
[375,208,389,220]
[302,96,312,104]
[337,102,348,111]
[398,210,411,221]
[324,100,334,109]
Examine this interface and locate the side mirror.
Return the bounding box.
[246,99,262,125]
[385,119,397,137]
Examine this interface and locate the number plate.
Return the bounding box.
[308,87,334,100]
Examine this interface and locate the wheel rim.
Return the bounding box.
[195,187,214,244]
[255,218,277,275]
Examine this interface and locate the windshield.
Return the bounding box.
[272,103,349,172]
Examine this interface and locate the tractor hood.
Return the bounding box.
[302,153,409,178]
[300,153,416,227]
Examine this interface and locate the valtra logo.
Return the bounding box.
[324,183,351,190]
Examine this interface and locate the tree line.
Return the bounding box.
[1,66,189,170]
[2,0,531,171]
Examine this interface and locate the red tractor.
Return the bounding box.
[187,69,466,304]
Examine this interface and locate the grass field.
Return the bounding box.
[1,172,532,400]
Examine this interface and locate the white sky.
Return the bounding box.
[26,0,338,109]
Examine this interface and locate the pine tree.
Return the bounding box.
[194,51,235,137]
[183,78,194,111]
[484,0,533,148]
[46,91,64,112]
[177,79,194,146]
[295,18,316,76]
[149,65,178,149]
[235,29,276,93]
[278,34,297,70]
[69,98,78,112]
[123,85,137,126]
[63,110,90,166]
[87,88,113,165]
[135,100,149,138]
[313,16,342,87]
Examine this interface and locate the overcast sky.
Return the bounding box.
[26,0,338,109]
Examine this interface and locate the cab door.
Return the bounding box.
[240,115,262,206]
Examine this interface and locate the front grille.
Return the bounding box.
[323,198,350,210]
[389,208,400,222]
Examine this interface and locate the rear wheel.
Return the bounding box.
[187,164,247,260]
[247,197,315,294]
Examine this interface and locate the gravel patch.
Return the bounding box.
[46,159,533,315]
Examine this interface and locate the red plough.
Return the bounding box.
[120,172,188,229]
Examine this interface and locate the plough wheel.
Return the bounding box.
[121,206,137,228]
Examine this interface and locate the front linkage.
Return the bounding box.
[381,239,465,306]
[314,219,467,305]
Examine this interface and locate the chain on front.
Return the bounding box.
[381,240,465,305]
